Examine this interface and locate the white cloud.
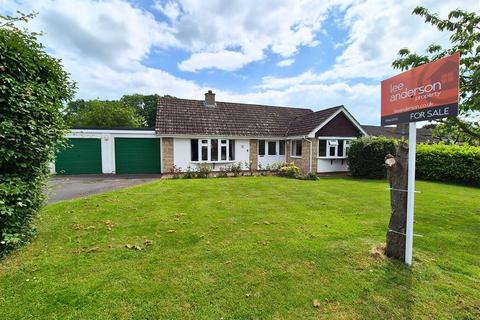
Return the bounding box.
[277,59,295,67]
[166,0,341,71]
[324,0,480,80]
[178,49,263,72]
[153,0,181,21]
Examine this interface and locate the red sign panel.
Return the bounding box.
[381,52,460,125]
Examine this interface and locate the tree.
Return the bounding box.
[66,99,142,128]
[120,94,159,127]
[120,94,175,127]
[392,6,480,144]
[0,13,75,254]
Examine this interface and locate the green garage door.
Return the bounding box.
[115,138,161,174]
[55,138,102,175]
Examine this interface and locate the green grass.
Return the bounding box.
[1,177,479,319]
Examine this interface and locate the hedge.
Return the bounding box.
[347,137,397,179]
[348,136,480,185]
[416,144,480,185]
[0,16,75,255]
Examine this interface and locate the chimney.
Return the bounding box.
[204,90,216,107]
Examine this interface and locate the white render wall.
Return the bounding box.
[317,158,349,173]
[173,138,250,171]
[51,129,158,174]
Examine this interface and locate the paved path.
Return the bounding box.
[47,174,162,203]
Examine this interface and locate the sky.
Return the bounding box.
[2,0,478,125]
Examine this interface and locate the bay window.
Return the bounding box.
[190,139,235,162]
[318,139,352,158]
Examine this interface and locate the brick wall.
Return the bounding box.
[249,139,258,171]
[286,139,316,174]
[162,137,174,173]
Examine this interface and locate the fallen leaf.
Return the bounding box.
[144,239,153,246]
[312,299,321,308]
[85,246,99,253]
[167,230,176,233]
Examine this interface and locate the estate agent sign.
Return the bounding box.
[380,52,460,266]
[381,52,460,126]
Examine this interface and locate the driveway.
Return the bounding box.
[47,174,162,203]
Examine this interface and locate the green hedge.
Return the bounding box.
[416,144,480,185]
[347,137,397,179]
[348,136,480,185]
[1,17,74,255]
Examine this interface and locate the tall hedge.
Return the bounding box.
[347,137,397,178]
[0,16,75,255]
[416,144,480,185]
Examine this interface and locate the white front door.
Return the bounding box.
[257,140,286,170]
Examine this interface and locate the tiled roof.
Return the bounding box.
[155,97,314,137]
[362,125,435,143]
[286,106,343,136]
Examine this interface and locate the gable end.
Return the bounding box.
[315,112,362,137]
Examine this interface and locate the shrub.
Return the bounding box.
[169,165,182,179]
[278,162,301,178]
[227,163,242,177]
[182,166,195,179]
[195,164,212,178]
[347,137,397,179]
[298,172,319,180]
[416,144,480,185]
[0,14,75,255]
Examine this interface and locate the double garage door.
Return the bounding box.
[55,138,161,175]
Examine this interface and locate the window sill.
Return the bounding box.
[290,156,302,159]
[317,157,347,160]
[190,160,236,164]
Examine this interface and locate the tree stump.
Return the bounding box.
[384,141,409,260]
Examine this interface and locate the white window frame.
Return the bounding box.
[317,138,353,159]
[192,138,234,163]
[291,140,302,158]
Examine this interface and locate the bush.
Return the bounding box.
[227,163,242,177]
[416,144,480,185]
[298,172,319,180]
[278,162,301,178]
[348,137,397,179]
[0,14,75,255]
[195,164,212,178]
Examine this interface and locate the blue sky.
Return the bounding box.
[2,0,477,124]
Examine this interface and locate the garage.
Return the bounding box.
[114,138,161,174]
[55,138,102,175]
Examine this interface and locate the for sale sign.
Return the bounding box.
[381,52,460,125]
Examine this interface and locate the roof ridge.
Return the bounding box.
[158,96,313,112]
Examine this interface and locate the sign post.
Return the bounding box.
[381,52,460,266]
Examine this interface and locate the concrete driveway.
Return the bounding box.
[47,174,162,203]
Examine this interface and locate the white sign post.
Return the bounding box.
[405,122,416,266]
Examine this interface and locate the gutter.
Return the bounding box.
[303,136,313,173]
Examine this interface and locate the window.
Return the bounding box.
[190,139,235,162]
[220,140,227,161]
[328,140,338,157]
[201,139,208,161]
[344,140,351,156]
[191,139,198,161]
[229,140,235,160]
[291,140,302,157]
[211,139,218,161]
[318,139,352,158]
[258,140,265,156]
[338,140,344,157]
[268,141,276,155]
[279,141,285,155]
[318,140,326,157]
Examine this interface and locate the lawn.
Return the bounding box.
[0,177,479,319]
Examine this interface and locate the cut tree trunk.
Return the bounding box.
[384,141,409,261]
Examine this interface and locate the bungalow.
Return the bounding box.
[53,91,367,175]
